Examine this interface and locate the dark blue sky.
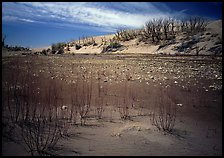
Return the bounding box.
[2,2,222,48]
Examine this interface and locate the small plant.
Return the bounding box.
[75,44,82,50]
[101,39,122,53]
[20,114,61,156]
[76,72,93,125]
[41,49,47,55]
[95,98,104,119]
[151,88,177,132]
[118,79,130,120]
[95,71,107,119]
[51,42,66,54]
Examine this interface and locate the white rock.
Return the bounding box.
[177,103,183,107]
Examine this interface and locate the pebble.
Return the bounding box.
[177,103,183,107]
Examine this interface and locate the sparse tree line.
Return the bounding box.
[41,36,97,55]
[2,34,31,51]
[32,16,209,55]
[4,45,31,51]
[2,16,209,55]
[70,36,97,50]
[115,16,208,45]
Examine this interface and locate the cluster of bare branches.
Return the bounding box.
[19,65,68,155]
[70,36,97,50]
[94,71,108,119]
[115,29,140,42]
[117,77,131,120]
[180,16,208,35]
[137,16,208,45]
[151,88,177,132]
[75,71,93,125]
[139,18,177,44]
[80,36,97,46]
[2,58,73,155]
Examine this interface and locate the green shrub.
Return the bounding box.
[75,44,82,50]
[51,42,66,54]
[101,40,122,53]
[108,41,122,49]
[41,49,47,55]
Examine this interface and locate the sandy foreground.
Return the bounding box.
[2,54,222,156]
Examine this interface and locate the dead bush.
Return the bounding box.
[19,76,63,156]
[94,71,106,119]
[70,82,78,125]
[118,79,130,120]
[151,88,177,132]
[76,72,93,125]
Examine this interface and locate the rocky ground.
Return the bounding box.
[2,54,222,156]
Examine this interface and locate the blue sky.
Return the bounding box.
[2,2,222,48]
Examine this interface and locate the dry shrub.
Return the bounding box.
[20,115,61,156]
[94,71,107,119]
[152,88,177,132]
[19,74,63,155]
[70,82,78,124]
[76,72,93,125]
[95,97,104,119]
[2,58,69,155]
[118,79,130,120]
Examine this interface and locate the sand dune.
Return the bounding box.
[61,20,222,55]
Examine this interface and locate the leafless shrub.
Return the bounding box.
[2,58,24,140]
[94,71,106,119]
[79,36,97,47]
[76,72,93,125]
[151,88,177,132]
[118,79,130,120]
[20,113,61,156]
[70,82,78,125]
[180,17,208,36]
[115,29,136,42]
[101,36,107,45]
[95,97,104,119]
[140,16,207,45]
[142,18,164,44]
[20,75,63,155]
[4,59,22,124]
[2,57,76,155]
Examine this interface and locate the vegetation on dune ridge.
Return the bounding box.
[2,16,222,56]
[65,16,219,55]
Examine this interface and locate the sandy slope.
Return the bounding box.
[62,20,222,55]
[29,20,221,56]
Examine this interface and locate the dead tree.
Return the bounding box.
[154,19,163,43]
[169,18,175,36]
[162,18,170,40]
